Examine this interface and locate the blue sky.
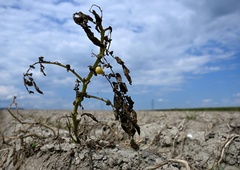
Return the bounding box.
[0,0,240,110]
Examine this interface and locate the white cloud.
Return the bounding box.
[202,99,213,103]
[0,85,19,100]
[158,98,168,102]
[0,0,239,109]
[233,93,240,97]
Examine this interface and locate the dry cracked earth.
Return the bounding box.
[0,109,240,170]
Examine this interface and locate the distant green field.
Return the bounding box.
[154,106,240,112]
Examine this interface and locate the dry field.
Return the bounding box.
[0,109,239,170]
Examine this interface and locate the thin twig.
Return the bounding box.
[217,134,240,165]
[7,96,24,124]
[7,96,57,138]
[169,159,191,170]
[171,118,187,157]
[146,158,191,170]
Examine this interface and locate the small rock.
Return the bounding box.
[225,154,236,165]
[79,154,85,160]
[61,143,77,151]
[40,143,54,151]
[122,163,130,170]
[148,154,159,163]
[94,153,104,160]
[229,122,240,128]
[108,157,118,167]
[162,136,172,147]
[141,150,149,159]
[75,156,80,164]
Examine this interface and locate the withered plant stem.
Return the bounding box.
[71,28,106,143]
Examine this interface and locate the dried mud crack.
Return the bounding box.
[0,110,240,170]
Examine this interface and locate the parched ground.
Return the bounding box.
[0,109,240,170]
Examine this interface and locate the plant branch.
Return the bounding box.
[41,60,84,82]
[85,94,113,108]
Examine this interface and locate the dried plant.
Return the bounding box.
[23,5,140,149]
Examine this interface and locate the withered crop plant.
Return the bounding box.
[23,5,140,150]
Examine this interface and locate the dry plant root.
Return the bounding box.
[210,134,240,169]
[7,96,57,139]
[171,118,187,157]
[146,158,191,170]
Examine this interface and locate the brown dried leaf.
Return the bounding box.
[119,82,128,94]
[66,64,71,72]
[38,56,44,62]
[114,56,124,65]
[126,96,134,109]
[122,65,132,85]
[33,82,43,94]
[130,139,139,151]
[81,113,98,123]
[113,92,122,110]
[105,99,112,106]
[23,78,33,86]
[120,113,136,138]
[115,73,122,82]
[112,82,118,92]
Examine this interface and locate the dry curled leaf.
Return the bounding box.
[66,64,71,72]
[73,11,104,48]
[105,99,112,106]
[91,10,102,33]
[115,56,124,65]
[115,73,122,82]
[122,65,132,85]
[119,82,128,94]
[81,113,98,123]
[113,92,122,110]
[33,82,43,94]
[120,113,136,138]
[40,64,46,76]
[39,56,44,62]
[126,96,134,109]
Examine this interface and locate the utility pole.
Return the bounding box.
[151,99,154,110]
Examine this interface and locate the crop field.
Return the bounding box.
[1,109,239,169]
